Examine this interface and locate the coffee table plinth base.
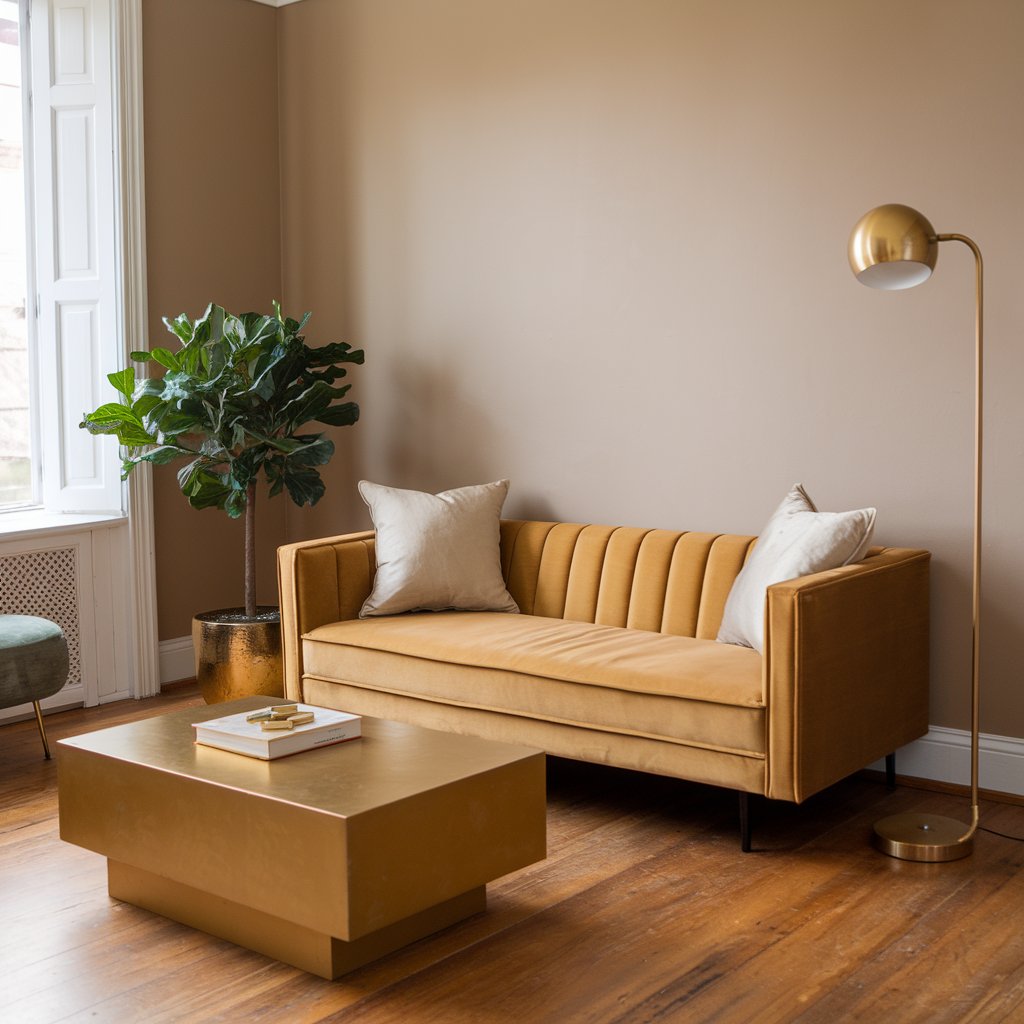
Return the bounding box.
[108,860,486,980]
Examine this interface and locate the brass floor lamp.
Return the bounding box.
[848,203,982,862]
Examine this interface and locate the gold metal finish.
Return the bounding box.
[851,205,984,860]
[109,861,486,978]
[192,607,284,704]
[848,203,938,290]
[33,700,51,760]
[57,698,547,978]
[873,813,973,862]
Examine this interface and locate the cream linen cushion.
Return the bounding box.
[359,479,519,617]
[717,484,876,653]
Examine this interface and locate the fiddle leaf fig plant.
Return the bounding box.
[80,302,364,617]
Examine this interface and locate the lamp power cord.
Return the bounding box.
[979,824,1024,843]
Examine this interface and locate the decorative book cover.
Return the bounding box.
[193,704,362,760]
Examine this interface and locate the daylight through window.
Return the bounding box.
[0,0,32,510]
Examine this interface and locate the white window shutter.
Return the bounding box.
[30,0,123,513]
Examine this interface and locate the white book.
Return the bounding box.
[193,704,362,760]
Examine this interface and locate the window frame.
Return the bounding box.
[0,0,40,512]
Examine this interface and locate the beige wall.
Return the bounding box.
[140,0,1024,739]
[143,0,285,638]
[276,0,1024,739]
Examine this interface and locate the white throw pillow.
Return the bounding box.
[358,479,519,617]
[717,484,876,653]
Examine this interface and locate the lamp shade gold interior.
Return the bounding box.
[848,203,938,290]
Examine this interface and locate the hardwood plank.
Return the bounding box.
[2,691,1023,1024]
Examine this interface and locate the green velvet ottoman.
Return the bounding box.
[0,615,70,759]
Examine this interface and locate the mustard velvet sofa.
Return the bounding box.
[278,520,930,848]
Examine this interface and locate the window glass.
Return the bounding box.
[0,0,32,509]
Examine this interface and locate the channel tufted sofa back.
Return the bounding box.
[500,521,757,640]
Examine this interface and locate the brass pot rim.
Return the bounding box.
[194,606,281,626]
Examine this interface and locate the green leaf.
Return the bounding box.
[131,393,163,420]
[190,303,217,346]
[224,488,247,518]
[136,445,189,466]
[303,366,348,384]
[315,401,360,428]
[222,314,244,353]
[176,457,206,492]
[206,338,228,380]
[162,313,193,344]
[160,371,196,404]
[306,341,365,367]
[149,348,181,371]
[250,343,290,400]
[241,312,280,348]
[181,466,231,512]
[241,429,303,454]
[181,338,204,376]
[86,422,159,446]
[288,437,334,467]
[150,408,199,438]
[83,402,137,427]
[130,350,152,362]
[230,447,264,490]
[279,380,333,428]
[108,367,135,399]
[80,415,121,436]
[134,377,166,399]
[210,304,226,344]
[80,401,158,447]
[282,464,326,507]
[263,454,286,497]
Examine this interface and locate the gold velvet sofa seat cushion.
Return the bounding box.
[302,611,765,757]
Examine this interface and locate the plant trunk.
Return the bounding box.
[245,481,256,618]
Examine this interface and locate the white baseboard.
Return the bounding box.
[870,726,1024,798]
[0,682,85,725]
[159,635,194,685]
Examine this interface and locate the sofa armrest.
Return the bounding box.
[276,530,376,701]
[764,547,930,803]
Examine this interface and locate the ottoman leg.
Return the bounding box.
[33,701,51,760]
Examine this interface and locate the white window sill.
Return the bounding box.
[0,509,127,541]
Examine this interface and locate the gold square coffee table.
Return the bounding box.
[58,697,546,979]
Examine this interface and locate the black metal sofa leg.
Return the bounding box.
[736,756,895,851]
[739,791,751,852]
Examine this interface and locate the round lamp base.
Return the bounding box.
[873,813,974,862]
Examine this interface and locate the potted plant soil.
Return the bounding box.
[81,301,363,702]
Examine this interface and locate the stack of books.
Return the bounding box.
[193,703,362,760]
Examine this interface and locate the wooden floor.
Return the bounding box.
[4,689,1024,1024]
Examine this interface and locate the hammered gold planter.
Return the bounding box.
[192,607,284,704]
